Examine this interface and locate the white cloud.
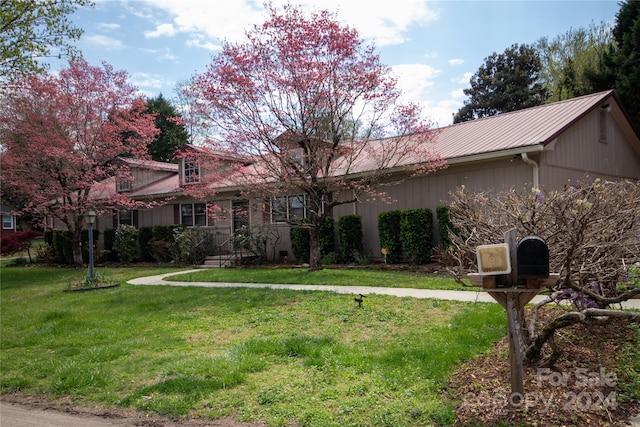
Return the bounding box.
[131,72,166,91]
[421,98,463,127]
[450,88,465,98]
[145,23,176,38]
[448,58,463,65]
[453,72,473,85]
[135,0,437,49]
[140,47,178,61]
[84,34,125,50]
[392,63,441,104]
[97,22,120,31]
[186,37,221,52]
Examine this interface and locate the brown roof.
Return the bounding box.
[435,90,615,161]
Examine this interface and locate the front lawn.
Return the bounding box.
[1,266,504,426]
[170,266,469,290]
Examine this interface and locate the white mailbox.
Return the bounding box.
[476,243,511,275]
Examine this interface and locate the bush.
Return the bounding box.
[114,225,140,264]
[138,226,154,262]
[400,208,433,264]
[103,228,117,261]
[290,224,310,263]
[319,216,335,256]
[378,210,403,264]
[0,230,41,255]
[436,205,455,250]
[147,240,174,263]
[172,227,210,264]
[52,231,73,264]
[338,215,363,263]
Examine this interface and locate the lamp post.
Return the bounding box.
[84,210,97,280]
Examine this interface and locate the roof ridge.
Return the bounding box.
[440,89,614,130]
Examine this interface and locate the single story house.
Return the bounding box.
[88,90,640,262]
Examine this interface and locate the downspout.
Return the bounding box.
[521,152,539,190]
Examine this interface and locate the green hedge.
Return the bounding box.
[378,210,403,264]
[400,208,433,264]
[138,226,154,262]
[290,225,310,263]
[436,205,455,250]
[319,216,335,256]
[338,215,363,263]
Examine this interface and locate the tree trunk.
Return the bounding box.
[71,229,83,268]
[308,221,322,271]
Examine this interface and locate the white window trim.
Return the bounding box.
[118,210,134,226]
[183,158,201,184]
[2,215,15,230]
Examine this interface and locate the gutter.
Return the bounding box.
[520,152,540,189]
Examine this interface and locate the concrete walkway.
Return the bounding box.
[128,270,640,310]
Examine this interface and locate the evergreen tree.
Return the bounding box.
[145,94,189,162]
[453,44,549,123]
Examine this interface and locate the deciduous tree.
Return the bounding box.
[187,5,443,270]
[0,59,158,266]
[535,22,612,102]
[1,0,93,82]
[453,44,549,123]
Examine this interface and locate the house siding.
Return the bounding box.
[540,109,640,188]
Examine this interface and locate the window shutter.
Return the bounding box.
[173,204,180,224]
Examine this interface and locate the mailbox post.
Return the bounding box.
[468,229,558,402]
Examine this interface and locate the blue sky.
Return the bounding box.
[60,0,620,127]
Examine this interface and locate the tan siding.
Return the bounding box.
[541,109,640,186]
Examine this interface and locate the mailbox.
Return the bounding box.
[517,236,549,278]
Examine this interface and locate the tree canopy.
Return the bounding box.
[187,4,443,270]
[0,59,158,266]
[145,93,189,162]
[535,22,612,102]
[0,0,93,82]
[453,44,549,123]
[588,0,640,132]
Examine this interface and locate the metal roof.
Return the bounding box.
[434,90,614,161]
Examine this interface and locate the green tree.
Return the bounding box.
[145,93,189,161]
[536,22,613,102]
[453,44,549,123]
[1,0,93,81]
[588,0,640,132]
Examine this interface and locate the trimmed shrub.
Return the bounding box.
[52,230,73,264]
[400,208,433,264]
[338,215,363,263]
[290,225,310,263]
[103,228,117,261]
[436,205,455,250]
[378,210,403,263]
[138,226,154,262]
[319,216,335,256]
[114,225,140,264]
[152,225,182,243]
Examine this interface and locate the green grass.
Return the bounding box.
[1,266,505,426]
[170,267,469,290]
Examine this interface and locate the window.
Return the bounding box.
[599,108,608,143]
[181,203,207,226]
[271,195,307,223]
[116,179,131,192]
[2,215,14,230]
[183,158,200,183]
[118,210,134,226]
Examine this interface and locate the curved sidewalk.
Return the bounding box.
[128,270,640,309]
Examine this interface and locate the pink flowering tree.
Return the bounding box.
[187,5,444,270]
[0,59,158,266]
